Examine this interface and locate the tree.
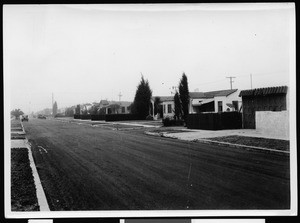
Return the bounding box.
[75,104,81,115]
[153,97,161,116]
[132,75,152,119]
[174,91,182,120]
[178,73,190,122]
[89,105,99,115]
[65,107,75,117]
[11,108,24,119]
[53,101,58,117]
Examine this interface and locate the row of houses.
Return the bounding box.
[74,85,288,136]
[76,100,132,115]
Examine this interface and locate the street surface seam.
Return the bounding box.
[25,139,50,211]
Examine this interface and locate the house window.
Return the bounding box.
[232,101,238,111]
[167,104,172,113]
[127,106,131,112]
[218,101,223,112]
[163,104,166,114]
[122,107,125,113]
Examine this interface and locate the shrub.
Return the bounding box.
[162,117,184,127]
[146,115,154,120]
[54,113,65,118]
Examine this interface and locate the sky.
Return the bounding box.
[3,3,295,114]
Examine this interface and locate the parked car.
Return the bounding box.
[38,114,46,119]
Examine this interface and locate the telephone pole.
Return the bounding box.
[250,73,253,89]
[118,92,122,102]
[52,93,54,115]
[226,76,236,90]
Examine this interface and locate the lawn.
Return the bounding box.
[206,135,289,152]
[11,148,39,211]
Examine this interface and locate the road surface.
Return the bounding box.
[22,118,290,211]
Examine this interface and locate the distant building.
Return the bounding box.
[98,100,132,115]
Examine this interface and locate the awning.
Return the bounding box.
[191,98,214,106]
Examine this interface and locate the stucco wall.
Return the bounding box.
[256,111,289,139]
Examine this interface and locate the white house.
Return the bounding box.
[158,96,175,118]
[152,89,242,119]
[189,89,242,114]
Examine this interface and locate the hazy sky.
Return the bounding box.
[4,4,295,113]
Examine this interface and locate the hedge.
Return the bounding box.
[74,114,81,119]
[73,114,91,120]
[162,118,184,127]
[186,112,242,130]
[105,114,144,122]
[91,115,106,121]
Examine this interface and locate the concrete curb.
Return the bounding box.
[144,131,289,154]
[25,139,50,211]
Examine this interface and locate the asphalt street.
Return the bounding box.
[22,118,290,211]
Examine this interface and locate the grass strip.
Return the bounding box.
[205,135,289,151]
[11,148,39,211]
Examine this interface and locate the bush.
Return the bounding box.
[146,115,154,120]
[54,113,65,118]
[162,117,184,127]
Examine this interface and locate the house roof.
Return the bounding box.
[239,86,288,97]
[101,101,132,108]
[153,89,238,102]
[152,96,174,102]
[190,89,238,99]
[99,100,109,106]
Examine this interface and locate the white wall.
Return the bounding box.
[256,111,289,140]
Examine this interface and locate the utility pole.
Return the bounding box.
[118,92,122,102]
[52,93,54,116]
[250,73,253,89]
[170,86,178,95]
[226,76,236,90]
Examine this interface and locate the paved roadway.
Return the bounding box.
[22,118,290,211]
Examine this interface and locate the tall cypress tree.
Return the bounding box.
[132,75,152,119]
[178,73,190,122]
[174,91,182,120]
[53,101,58,117]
